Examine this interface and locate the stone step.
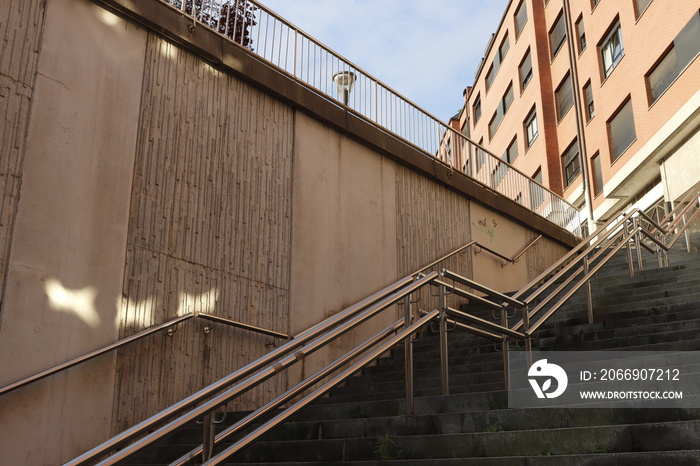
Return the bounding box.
[228,420,700,463]
[230,450,700,466]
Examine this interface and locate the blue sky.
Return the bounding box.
[260,0,510,122]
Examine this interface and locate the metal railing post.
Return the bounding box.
[683,213,691,252]
[438,283,450,396]
[202,412,215,462]
[625,219,635,278]
[404,294,415,416]
[501,306,510,390]
[522,305,532,378]
[633,216,644,271]
[583,255,594,324]
[655,231,662,268]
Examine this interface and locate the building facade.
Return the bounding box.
[457,0,700,228]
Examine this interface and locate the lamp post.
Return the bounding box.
[332,71,356,106]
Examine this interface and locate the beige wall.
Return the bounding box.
[0,0,575,464]
[112,31,295,431]
[0,0,146,463]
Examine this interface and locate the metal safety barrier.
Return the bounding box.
[158,0,583,235]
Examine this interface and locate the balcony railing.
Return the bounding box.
[159,0,583,236]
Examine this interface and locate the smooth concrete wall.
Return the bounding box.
[0,0,145,464]
[0,0,575,464]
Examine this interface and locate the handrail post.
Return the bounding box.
[656,231,665,268]
[683,213,691,252]
[202,412,215,462]
[404,294,415,416]
[633,216,644,271]
[501,306,510,390]
[522,305,532,377]
[624,218,635,278]
[583,255,594,324]
[438,283,450,396]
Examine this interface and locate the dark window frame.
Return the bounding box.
[515,0,528,38]
[525,107,539,147]
[519,48,533,91]
[583,80,595,121]
[600,20,624,78]
[607,97,636,162]
[555,73,574,122]
[549,11,567,59]
[561,139,581,187]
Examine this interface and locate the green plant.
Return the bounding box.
[375,434,401,461]
[346,404,369,419]
[485,424,504,432]
[540,442,552,456]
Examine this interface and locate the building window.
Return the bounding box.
[583,80,595,121]
[591,152,603,196]
[530,168,544,208]
[515,0,528,38]
[575,16,586,53]
[473,95,482,124]
[488,83,514,138]
[634,0,652,18]
[601,21,624,78]
[486,33,510,91]
[562,139,581,186]
[519,49,533,90]
[549,12,567,59]
[647,11,700,103]
[525,107,538,147]
[486,63,497,90]
[506,136,519,164]
[592,0,601,9]
[499,33,510,62]
[555,73,573,122]
[608,97,636,161]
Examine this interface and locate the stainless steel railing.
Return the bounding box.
[61,191,697,464]
[157,0,583,235]
[0,312,287,397]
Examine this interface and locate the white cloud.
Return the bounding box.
[260,0,509,120]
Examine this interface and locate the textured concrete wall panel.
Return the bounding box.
[0,0,46,315]
[113,33,294,430]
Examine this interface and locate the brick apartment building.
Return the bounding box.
[453,0,700,230]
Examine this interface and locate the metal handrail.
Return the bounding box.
[66,272,438,465]
[197,313,288,339]
[62,193,698,464]
[0,313,195,397]
[510,193,700,336]
[156,0,582,234]
[415,235,543,277]
[202,310,440,465]
[170,319,405,465]
[0,311,288,397]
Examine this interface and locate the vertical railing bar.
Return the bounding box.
[583,255,593,324]
[625,219,635,278]
[501,305,510,391]
[439,284,449,396]
[404,294,415,416]
[202,412,215,462]
[633,216,643,271]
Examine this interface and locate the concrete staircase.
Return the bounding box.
[128,240,700,465]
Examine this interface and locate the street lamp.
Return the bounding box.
[332,71,356,105]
